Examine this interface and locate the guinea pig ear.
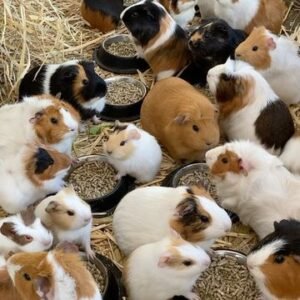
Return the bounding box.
[238,158,253,174]
[30,111,44,124]
[35,148,54,174]
[292,255,300,264]
[127,129,141,140]
[55,241,79,253]
[45,201,61,214]
[62,69,77,82]
[158,253,172,268]
[0,222,17,239]
[174,114,190,125]
[266,37,276,50]
[174,198,197,218]
[34,276,54,300]
[273,221,280,230]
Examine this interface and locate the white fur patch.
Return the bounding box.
[7,263,21,285]
[156,69,176,80]
[82,97,106,113]
[59,107,79,133]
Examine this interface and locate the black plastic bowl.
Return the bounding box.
[100,76,147,122]
[66,155,135,216]
[94,34,149,74]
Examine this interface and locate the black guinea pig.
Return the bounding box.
[181,18,247,86]
[18,60,107,122]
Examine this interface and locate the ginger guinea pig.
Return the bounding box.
[19,60,106,122]
[235,26,300,105]
[124,235,211,300]
[141,77,220,162]
[207,58,294,153]
[214,0,286,34]
[35,185,94,259]
[121,0,191,81]
[103,122,162,183]
[247,219,300,300]
[113,185,231,255]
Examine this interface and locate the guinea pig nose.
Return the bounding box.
[107,150,112,155]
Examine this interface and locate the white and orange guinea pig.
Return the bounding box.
[121,0,191,81]
[35,185,94,259]
[124,235,211,300]
[0,95,80,156]
[214,0,286,34]
[113,185,232,255]
[103,122,162,183]
[207,58,295,153]
[0,144,71,214]
[247,219,300,300]
[235,26,300,105]
[19,60,107,122]
[205,140,300,239]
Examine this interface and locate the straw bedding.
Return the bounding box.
[1,0,300,297]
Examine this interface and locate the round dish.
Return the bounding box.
[100,76,147,122]
[94,34,149,74]
[66,155,135,216]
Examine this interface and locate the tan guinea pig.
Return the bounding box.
[141,77,220,162]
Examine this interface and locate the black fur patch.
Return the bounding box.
[176,197,199,226]
[113,124,128,132]
[298,46,300,57]
[186,187,194,195]
[35,148,54,174]
[255,100,295,150]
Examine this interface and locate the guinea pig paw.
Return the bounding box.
[115,173,123,181]
[79,123,88,133]
[72,158,80,165]
[92,115,101,125]
[86,248,96,260]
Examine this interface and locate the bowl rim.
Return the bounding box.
[213,248,247,266]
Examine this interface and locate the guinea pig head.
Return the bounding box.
[247,219,300,299]
[235,26,276,70]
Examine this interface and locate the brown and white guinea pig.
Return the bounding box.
[0,144,71,214]
[235,26,300,105]
[0,95,80,155]
[121,0,191,81]
[207,58,295,153]
[0,206,53,256]
[124,235,211,300]
[185,18,247,85]
[19,60,106,122]
[103,121,162,183]
[141,77,220,162]
[34,185,94,259]
[4,247,102,300]
[81,0,123,33]
[214,0,287,34]
[113,185,232,255]
[247,219,300,300]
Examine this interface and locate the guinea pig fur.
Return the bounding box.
[205,140,300,239]
[121,0,191,81]
[0,144,71,214]
[19,60,106,122]
[207,58,295,153]
[6,249,102,300]
[0,207,53,256]
[196,0,215,18]
[235,26,300,105]
[113,186,232,255]
[141,77,220,162]
[34,185,94,259]
[214,0,286,34]
[124,236,211,300]
[80,0,123,33]
[103,122,162,183]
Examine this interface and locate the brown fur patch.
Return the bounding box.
[189,185,213,199]
[0,223,33,246]
[72,64,88,104]
[0,275,23,300]
[20,206,36,226]
[190,31,203,44]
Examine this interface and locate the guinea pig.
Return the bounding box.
[141,77,220,162]
[103,121,162,183]
[0,206,53,256]
[34,185,94,259]
[196,0,215,18]
[247,219,300,300]
[0,144,71,214]
[235,26,300,105]
[214,0,286,34]
[207,58,295,153]
[124,235,211,300]
[121,0,191,81]
[0,95,80,155]
[113,185,232,255]
[5,248,102,300]
[186,18,247,86]
[19,60,107,122]
[80,0,123,33]
[205,140,300,239]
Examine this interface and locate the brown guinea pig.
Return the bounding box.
[141,77,220,161]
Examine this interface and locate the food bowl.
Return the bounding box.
[161,162,240,223]
[94,34,149,74]
[66,155,135,216]
[100,76,147,121]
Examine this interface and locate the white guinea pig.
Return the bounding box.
[124,236,211,300]
[35,185,94,259]
[113,185,232,255]
[103,122,162,183]
[0,207,53,256]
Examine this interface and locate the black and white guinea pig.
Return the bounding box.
[181,18,247,86]
[247,219,300,300]
[19,60,107,123]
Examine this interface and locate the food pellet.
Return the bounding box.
[106,40,136,57]
[123,0,140,6]
[86,262,106,293]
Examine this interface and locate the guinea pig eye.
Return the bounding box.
[183,260,193,266]
[24,235,33,241]
[274,254,285,264]
[82,79,88,85]
[50,117,58,124]
[200,215,209,223]
[67,210,75,216]
[193,125,199,132]
[23,273,31,281]
[221,74,230,81]
[252,46,258,51]
[131,11,139,18]
[221,157,229,164]
[120,141,126,146]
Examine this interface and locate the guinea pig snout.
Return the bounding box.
[188,39,201,50]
